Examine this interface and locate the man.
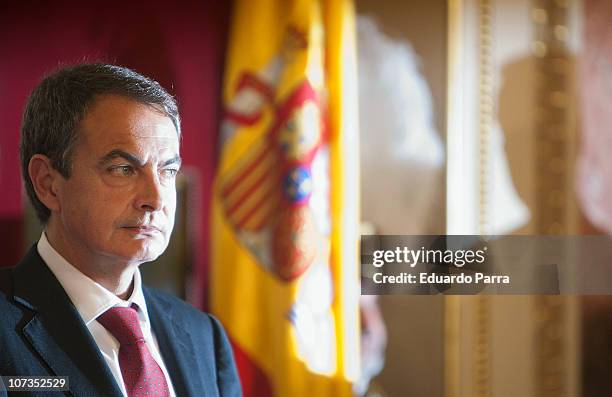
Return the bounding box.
[0,64,242,397]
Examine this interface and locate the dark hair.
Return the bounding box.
[20,63,181,224]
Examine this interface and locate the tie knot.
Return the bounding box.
[97,306,144,346]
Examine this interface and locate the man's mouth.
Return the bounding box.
[123,225,161,234]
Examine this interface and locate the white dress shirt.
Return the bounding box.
[37,232,176,397]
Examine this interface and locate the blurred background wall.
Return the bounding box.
[355,1,447,397]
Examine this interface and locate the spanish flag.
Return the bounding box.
[210,0,360,396]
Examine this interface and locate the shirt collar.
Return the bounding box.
[37,231,149,325]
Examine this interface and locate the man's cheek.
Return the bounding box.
[167,194,177,223]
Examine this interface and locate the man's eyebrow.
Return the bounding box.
[162,155,182,168]
[98,150,182,168]
[98,149,143,166]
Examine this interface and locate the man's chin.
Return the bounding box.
[117,241,167,264]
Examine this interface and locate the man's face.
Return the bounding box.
[55,95,180,266]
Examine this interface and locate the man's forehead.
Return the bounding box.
[79,95,179,146]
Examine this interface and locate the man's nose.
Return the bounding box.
[135,171,164,212]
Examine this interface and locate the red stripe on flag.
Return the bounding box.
[231,340,274,397]
[221,140,274,197]
[225,160,280,215]
[251,200,283,231]
[236,180,282,229]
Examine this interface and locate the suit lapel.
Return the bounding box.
[145,289,208,397]
[13,246,123,397]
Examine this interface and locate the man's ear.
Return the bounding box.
[28,154,62,213]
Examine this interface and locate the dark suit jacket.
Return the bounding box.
[0,246,242,397]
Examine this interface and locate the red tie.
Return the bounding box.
[97,306,170,397]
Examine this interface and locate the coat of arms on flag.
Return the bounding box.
[219,26,329,282]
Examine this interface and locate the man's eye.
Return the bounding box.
[109,165,135,176]
[161,168,179,178]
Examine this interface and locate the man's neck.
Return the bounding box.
[43,225,136,300]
